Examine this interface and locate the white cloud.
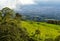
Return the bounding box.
[0,0,35,9]
[0,0,60,9]
[34,0,60,2]
[17,0,35,5]
[0,0,16,9]
[42,0,48,1]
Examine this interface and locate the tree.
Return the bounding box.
[0,10,2,22]
[0,7,31,41]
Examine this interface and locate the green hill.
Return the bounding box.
[0,7,60,41]
[21,21,60,41]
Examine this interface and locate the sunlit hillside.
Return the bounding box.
[21,21,60,41]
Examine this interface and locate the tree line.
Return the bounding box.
[47,20,60,25]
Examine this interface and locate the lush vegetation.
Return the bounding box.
[47,20,60,25]
[0,7,60,41]
[21,21,60,41]
[0,7,31,41]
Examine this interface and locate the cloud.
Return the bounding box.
[34,0,60,2]
[0,0,60,10]
[0,0,36,9]
[0,0,16,9]
[34,0,49,2]
[17,0,35,5]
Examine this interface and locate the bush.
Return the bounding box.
[0,23,30,41]
[0,7,32,41]
[55,35,60,41]
[30,29,41,41]
[44,38,54,41]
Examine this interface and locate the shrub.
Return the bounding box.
[0,23,30,41]
[55,35,60,41]
[44,38,54,41]
[0,7,32,41]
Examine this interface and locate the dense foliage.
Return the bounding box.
[47,20,60,25]
[0,7,30,41]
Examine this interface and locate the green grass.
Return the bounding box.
[21,21,60,39]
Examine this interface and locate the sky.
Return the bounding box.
[0,0,60,9]
[0,0,35,9]
[0,0,60,19]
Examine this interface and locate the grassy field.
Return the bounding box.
[21,21,60,40]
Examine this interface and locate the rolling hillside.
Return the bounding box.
[21,21,60,40]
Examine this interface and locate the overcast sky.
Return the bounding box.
[0,0,60,9]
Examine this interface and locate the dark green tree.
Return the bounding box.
[0,7,30,41]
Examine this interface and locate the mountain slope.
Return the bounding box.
[21,21,60,40]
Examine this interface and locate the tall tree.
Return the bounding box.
[0,7,30,41]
